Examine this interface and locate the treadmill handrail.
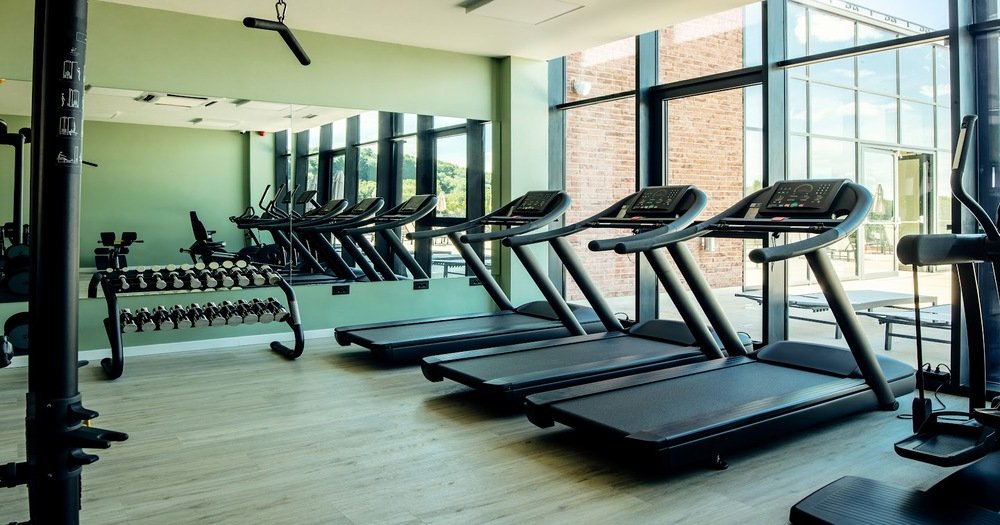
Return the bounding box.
[503,194,639,247]
[405,193,530,240]
[460,193,572,243]
[613,190,761,254]
[344,195,438,235]
[588,189,708,252]
[748,183,871,263]
[299,200,386,232]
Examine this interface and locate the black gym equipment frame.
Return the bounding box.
[334,191,606,363]
[421,185,751,402]
[524,180,916,471]
[96,264,305,380]
[1,2,127,524]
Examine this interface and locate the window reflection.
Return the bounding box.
[809,84,855,138]
[858,93,898,143]
[858,50,897,94]
[899,46,935,102]
[810,138,855,179]
[900,101,935,148]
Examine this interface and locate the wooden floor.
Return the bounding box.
[0,338,963,524]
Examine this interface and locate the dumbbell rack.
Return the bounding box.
[93,262,304,380]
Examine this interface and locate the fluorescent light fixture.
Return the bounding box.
[466,0,582,25]
[234,99,296,112]
[136,92,212,108]
[191,118,239,129]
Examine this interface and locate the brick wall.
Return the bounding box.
[563,9,747,299]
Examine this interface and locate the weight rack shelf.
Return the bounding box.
[94,262,304,380]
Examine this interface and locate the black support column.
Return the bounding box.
[23,2,126,523]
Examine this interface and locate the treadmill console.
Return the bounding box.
[625,186,693,216]
[759,179,848,216]
[347,198,381,215]
[398,194,433,214]
[295,190,318,205]
[316,198,347,213]
[511,191,561,216]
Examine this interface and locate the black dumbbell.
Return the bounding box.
[203,302,225,326]
[220,301,243,326]
[171,304,194,329]
[244,266,266,286]
[119,309,138,333]
[187,304,210,328]
[236,299,258,324]
[135,307,156,332]
[199,269,218,288]
[252,298,274,323]
[115,273,130,291]
[260,265,282,285]
[229,268,251,288]
[183,269,202,289]
[152,305,175,330]
[267,298,289,322]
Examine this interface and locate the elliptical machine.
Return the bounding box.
[791,115,1000,523]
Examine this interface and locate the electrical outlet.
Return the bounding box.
[921,368,950,385]
[331,285,350,296]
[469,277,482,286]
[413,280,429,290]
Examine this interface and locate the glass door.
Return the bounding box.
[860,147,898,277]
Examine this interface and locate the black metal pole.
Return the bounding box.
[24,2,126,523]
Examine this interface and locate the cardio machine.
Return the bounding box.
[524,178,916,470]
[421,185,750,401]
[334,191,606,362]
[791,115,1000,524]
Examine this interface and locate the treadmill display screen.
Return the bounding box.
[399,195,432,214]
[626,186,691,216]
[348,198,379,215]
[295,190,318,205]
[512,191,560,215]
[318,199,346,213]
[762,179,847,215]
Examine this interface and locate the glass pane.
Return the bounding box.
[358,111,379,143]
[809,84,855,138]
[433,116,466,128]
[788,77,808,134]
[858,50,897,94]
[935,46,950,106]
[330,154,345,200]
[401,114,418,135]
[331,119,346,149]
[564,36,634,102]
[357,144,378,199]
[305,154,318,192]
[899,45,934,102]
[564,97,636,320]
[858,92,898,143]
[936,106,950,149]
[788,134,808,179]
[401,139,416,201]
[788,1,947,59]
[935,154,950,234]
[745,85,763,129]
[810,138,856,179]
[861,148,897,276]
[666,87,761,340]
[810,57,855,87]
[436,134,467,218]
[659,3,761,84]
[307,127,320,154]
[484,122,493,213]
[900,101,935,148]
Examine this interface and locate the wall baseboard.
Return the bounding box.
[4,328,331,369]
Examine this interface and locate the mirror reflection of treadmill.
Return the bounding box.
[523,179,915,470]
[334,191,609,362]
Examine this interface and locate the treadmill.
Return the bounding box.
[334,190,605,362]
[524,179,916,469]
[791,116,1000,524]
[335,194,438,281]
[421,185,750,401]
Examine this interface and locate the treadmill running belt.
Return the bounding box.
[438,336,703,387]
[548,363,861,440]
[351,313,576,347]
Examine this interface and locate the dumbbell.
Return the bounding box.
[236,299,258,324]
[244,266,266,287]
[152,305,175,330]
[113,272,130,291]
[166,271,184,289]
[199,269,218,288]
[259,265,282,285]
[212,267,235,288]
[183,269,202,289]
[171,304,194,329]
[267,298,289,322]
[251,298,274,323]
[135,307,156,332]
[187,304,210,328]
[203,302,225,326]
[119,309,138,333]
[219,301,243,326]
[229,268,251,288]
[135,273,149,290]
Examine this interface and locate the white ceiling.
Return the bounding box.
[99,0,753,61]
[1,0,754,132]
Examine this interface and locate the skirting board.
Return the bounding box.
[4,328,331,369]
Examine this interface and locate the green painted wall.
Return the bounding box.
[0,0,494,120]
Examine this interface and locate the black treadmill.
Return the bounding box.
[334,191,605,362]
[524,179,916,469]
[335,194,438,281]
[791,116,1000,524]
[421,185,750,401]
